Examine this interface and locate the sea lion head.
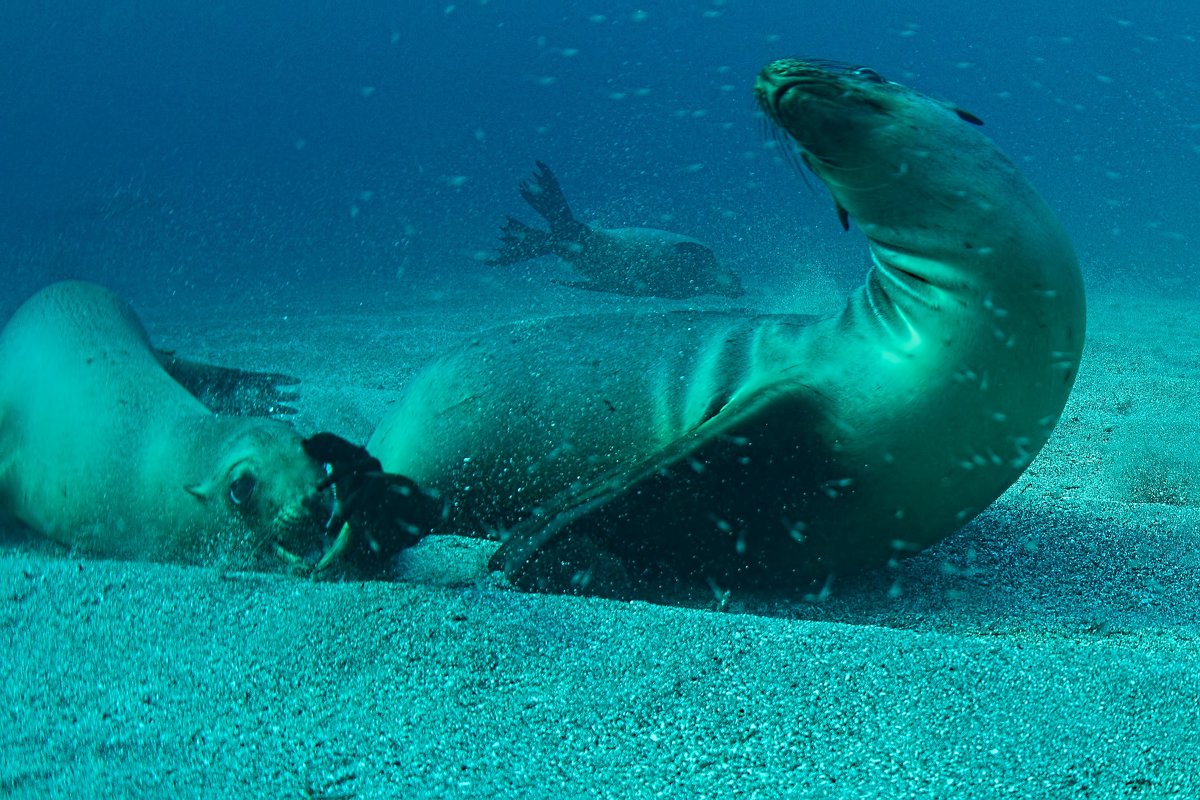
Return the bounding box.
[184,419,331,567]
[756,59,989,236]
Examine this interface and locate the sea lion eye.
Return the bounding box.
[229,474,257,505]
[853,68,885,83]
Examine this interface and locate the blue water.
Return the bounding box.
[2,0,1196,309]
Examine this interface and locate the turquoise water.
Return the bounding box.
[2,1,1195,309]
[2,2,1199,796]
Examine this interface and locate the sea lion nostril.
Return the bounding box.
[852,67,885,83]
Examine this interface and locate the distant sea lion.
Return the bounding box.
[487,161,744,299]
[0,281,330,568]
[368,59,1085,599]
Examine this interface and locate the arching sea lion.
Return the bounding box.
[367,59,1086,599]
[0,281,330,568]
[488,161,744,299]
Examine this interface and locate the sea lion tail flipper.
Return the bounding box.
[155,351,300,417]
[520,161,587,240]
[486,215,560,266]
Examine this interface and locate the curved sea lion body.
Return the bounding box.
[0,281,327,566]
[488,161,744,299]
[371,60,1085,596]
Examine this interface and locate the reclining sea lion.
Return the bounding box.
[0,281,438,572]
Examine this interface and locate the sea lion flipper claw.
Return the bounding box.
[156,350,302,417]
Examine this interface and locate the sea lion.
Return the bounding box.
[487,161,744,299]
[369,58,1085,599]
[0,281,332,568]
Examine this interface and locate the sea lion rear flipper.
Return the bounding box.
[155,350,300,417]
[486,216,559,266]
[520,161,586,239]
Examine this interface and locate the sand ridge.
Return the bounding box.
[2,278,1200,797]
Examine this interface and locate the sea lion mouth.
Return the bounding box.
[265,489,340,574]
[267,433,445,578]
[755,59,904,227]
[272,522,353,577]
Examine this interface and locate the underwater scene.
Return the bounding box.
[2,0,1199,796]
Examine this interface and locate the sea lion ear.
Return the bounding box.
[184,482,213,503]
[953,107,984,126]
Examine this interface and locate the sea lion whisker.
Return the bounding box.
[313,522,354,573]
[759,113,817,193]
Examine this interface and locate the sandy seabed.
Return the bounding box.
[3,273,1200,798]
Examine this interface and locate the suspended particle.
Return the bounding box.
[783,518,808,544]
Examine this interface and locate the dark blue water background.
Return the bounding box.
[1,0,1196,311]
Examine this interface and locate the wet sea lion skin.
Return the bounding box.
[370,60,1085,597]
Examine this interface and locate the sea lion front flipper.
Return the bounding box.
[490,383,829,600]
[489,432,728,599]
[155,350,300,417]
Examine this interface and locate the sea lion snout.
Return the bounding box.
[197,421,334,563]
[756,59,861,117]
[756,59,902,150]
